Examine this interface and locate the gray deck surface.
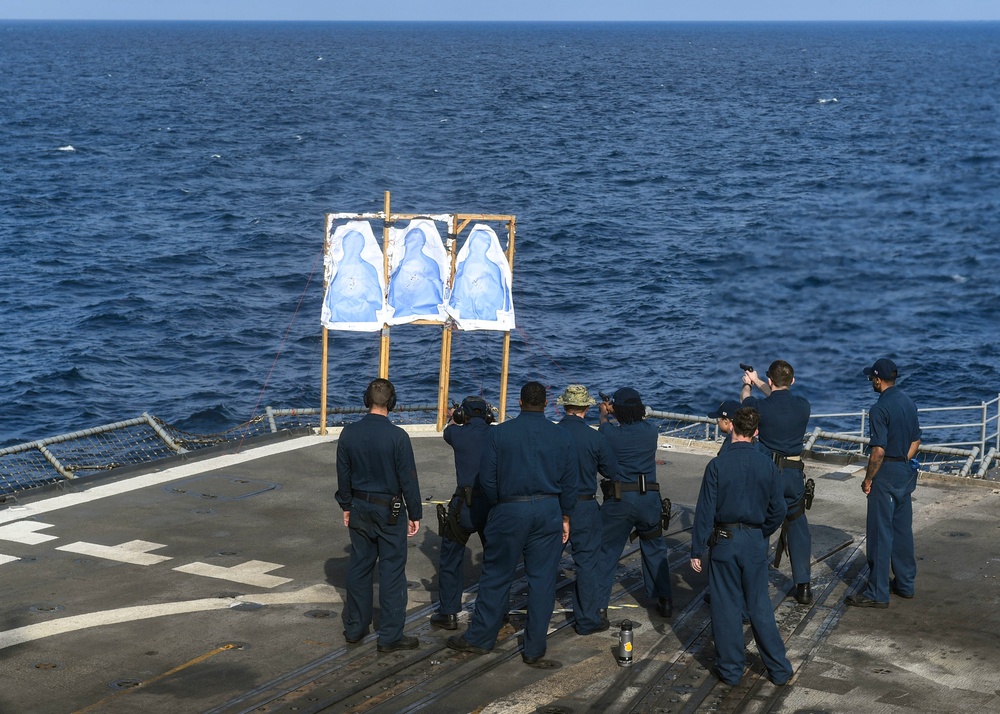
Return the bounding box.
[0,427,997,713]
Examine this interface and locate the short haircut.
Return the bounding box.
[366,378,395,409]
[520,381,547,409]
[732,407,760,438]
[767,360,794,388]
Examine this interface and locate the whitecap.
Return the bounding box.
[817,98,839,104]
[56,145,75,152]
[951,274,968,284]
[211,154,221,159]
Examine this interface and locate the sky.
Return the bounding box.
[2,0,999,22]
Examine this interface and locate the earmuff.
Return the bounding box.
[452,396,494,424]
[363,379,397,412]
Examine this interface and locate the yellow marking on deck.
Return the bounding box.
[72,644,237,713]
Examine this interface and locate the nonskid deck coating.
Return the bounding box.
[0,430,996,713]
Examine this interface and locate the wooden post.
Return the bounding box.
[379,191,391,380]
[499,216,516,422]
[320,326,329,435]
[320,213,331,435]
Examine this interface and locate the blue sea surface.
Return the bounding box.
[1,21,998,446]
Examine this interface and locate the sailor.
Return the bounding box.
[447,382,577,665]
[741,360,813,605]
[691,406,792,686]
[555,384,618,635]
[596,387,674,618]
[431,396,494,630]
[336,378,423,652]
[846,358,922,608]
[708,399,743,455]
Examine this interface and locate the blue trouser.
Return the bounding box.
[597,491,673,608]
[464,498,563,659]
[709,527,792,685]
[343,499,409,646]
[437,494,489,615]
[862,461,917,601]
[779,465,812,584]
[566,498,603,632]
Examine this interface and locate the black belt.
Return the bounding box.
[617,482,661,492]
[351,489,395,507]
[715,522,761,530]
[773,454,805,470]
[883,456,908,462]
[577,493,596,501]
[499,494,558,504]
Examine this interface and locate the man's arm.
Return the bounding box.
[596,433,619,480]
[863,445,884,495]
[335,439,353,523]
[742,369,771,399]
[907,439,921,460]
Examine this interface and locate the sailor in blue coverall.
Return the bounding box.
[846,358,922,608]
[596,387,674,618]
[555,385,618,635]
[447,382,577,665]
[431,396,493,630]
[691,406,792,686]
[709,399,743,455]
[741,360,813,605]
[336,378,423,652]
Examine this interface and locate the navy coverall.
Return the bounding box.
[437,417,492,615]
[597,419,673,609]
[557,413,618,633]
[336,413,423,646]
[863,385,921,602]
[743,390,812,584]
[462,410,577,660]
[692,441,791,686]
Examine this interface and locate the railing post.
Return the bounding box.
[959,446,980,478]
[143,413,187,454]
[266,406,278,434]
[37,444,75,480]
[981,401,988,473]
[975,447,997,479]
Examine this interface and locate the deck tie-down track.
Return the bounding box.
[207,504,867,714]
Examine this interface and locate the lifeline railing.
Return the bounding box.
[647,393,1000,480]
[0,397,996,495]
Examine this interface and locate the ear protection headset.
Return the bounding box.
[363,379,397,411]
[452,396,494,424]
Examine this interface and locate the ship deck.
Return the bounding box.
[1,428,997,713]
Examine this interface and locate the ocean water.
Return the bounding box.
[1,20,998,447]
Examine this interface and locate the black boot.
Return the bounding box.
[656,597,673,618]
[794,583,813,605]
[430,612,459,630]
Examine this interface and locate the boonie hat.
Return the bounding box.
[556,384,597,407]
[613,387,643,406]
[863,358,898,381]
[708,399,742,420]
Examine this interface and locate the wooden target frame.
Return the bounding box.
[320,191,516,434]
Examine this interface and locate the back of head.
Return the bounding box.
[364,378,396,410]
[767,360,794,388]
[732,406,760,438]
[461,396,491,421]
[520,381,547,411]
[613,386,646,424]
